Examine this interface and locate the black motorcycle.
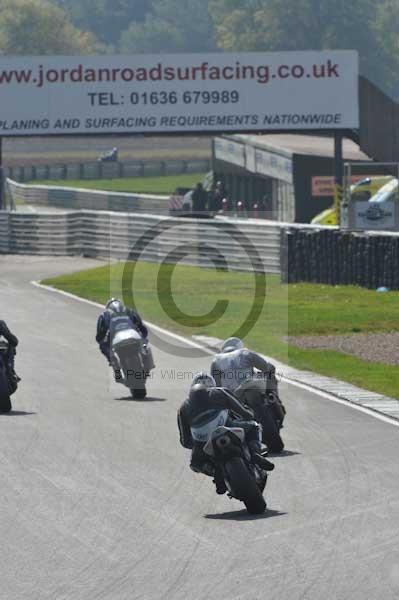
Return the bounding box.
[202,424,268,514]
[0,341,18,413]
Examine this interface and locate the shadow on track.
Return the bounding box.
[0,411,37,416]
[268,449,300,458]
[115,396,167,402]
[204,508,286,521]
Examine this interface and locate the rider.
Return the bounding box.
[96,298,152,379]
[0,319,20,386]
[211,337,283,409]
[177,372,274,495]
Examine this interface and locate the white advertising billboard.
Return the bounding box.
[0,50,359,136]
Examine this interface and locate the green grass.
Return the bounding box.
[42,262,399,399]
[11,148,210,164]
[30,173,206,195]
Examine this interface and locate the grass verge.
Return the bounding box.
[42,261,399,399]
[29,173,206,195]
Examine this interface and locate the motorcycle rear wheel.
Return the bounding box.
[224,457,266,514]
[259,405,284,453]
[0,370,12,413]
[130,385,147,400]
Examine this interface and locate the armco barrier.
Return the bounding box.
[6,178,169,214]
[0,210,282,274]
[7,208,398,287]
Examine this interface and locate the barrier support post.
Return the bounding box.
[334,131,343,225]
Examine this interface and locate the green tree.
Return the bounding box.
[57,0,153,46]
[208,0,398,95]
[0,0,97,54]
[120,0,216,53]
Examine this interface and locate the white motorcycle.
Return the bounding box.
[111,327,154,399]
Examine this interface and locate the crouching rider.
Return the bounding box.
[177,372,274,495]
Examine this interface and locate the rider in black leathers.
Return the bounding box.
[0,320,20,386]
[178,372,274,495]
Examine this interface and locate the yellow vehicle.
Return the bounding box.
[311,176,395,225]
[368,177,398,203]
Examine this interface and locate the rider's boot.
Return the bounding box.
[213,466,227,495]
[249,441,275,471]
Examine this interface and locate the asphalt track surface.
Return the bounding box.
[1,255,399,600]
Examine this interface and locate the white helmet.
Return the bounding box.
[106,298,125,314]
[191,372,216,389]
[221,337,244,353]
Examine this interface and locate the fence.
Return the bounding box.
[6,179,170,214]
[4,158,211,183]
[3,206,399,287]
[281,227,399,289]
[0,211,282,274]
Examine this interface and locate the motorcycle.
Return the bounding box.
[111,327,154,399]
[98,147,118,162]
[192,414,268,514]
[236,377,286,453]
[0,341,18,413]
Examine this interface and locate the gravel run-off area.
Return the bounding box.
[288,332,399,366]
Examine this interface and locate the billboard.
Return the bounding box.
[0,50,359,136]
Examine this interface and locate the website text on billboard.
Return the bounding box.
[0,51,359,136]
[0,59,341,88]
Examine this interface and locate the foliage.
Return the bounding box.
[208,0,399,96]
[56,0,152,46]
[120,0,216,53]
[0,0,96,54]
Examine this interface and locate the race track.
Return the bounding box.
[1,255,399,600]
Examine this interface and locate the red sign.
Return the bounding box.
[312,175,367,197]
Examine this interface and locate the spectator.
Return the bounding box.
[191,182,208,212]
[260,194,273,219]
[210,180,228,213]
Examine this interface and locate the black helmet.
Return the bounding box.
[191,372,216,389]
[105,298,125,314]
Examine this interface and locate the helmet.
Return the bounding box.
[105,298,126,314]
[191,372,216,389]
[221,337,244,353]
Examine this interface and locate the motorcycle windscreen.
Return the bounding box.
[112,328,142,350]
[190,409,229,443]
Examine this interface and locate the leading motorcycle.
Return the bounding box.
[111,327,154,399]
[0,341,18,413]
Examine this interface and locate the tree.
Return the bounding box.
[208,0,399,95]
[0,0,97,54]
[57,0,153,46]
[120,0,217,53]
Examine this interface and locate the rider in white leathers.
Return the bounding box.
[210,337,283,414]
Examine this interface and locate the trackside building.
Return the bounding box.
[212,134,371,223]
